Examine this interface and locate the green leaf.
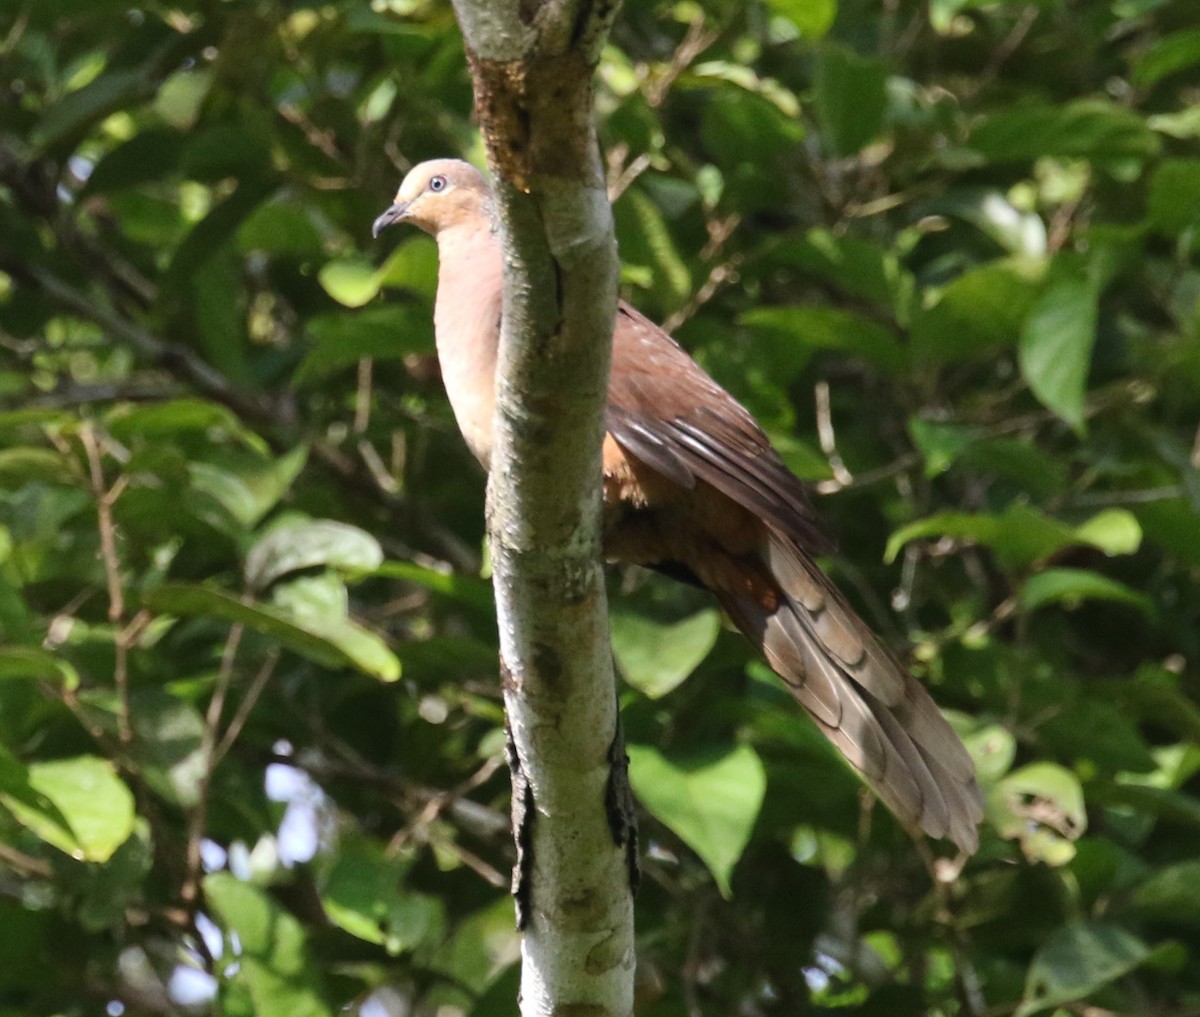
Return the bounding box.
[237,202,325,258]
[319,839,445,952]
[627,743,766,897]
[812,44,888,156]
[912,258,1046,365]
[144,582,400,681]
[1130,860,1200,926]
[105,398,247,442]
[245,519,384,590]
[127,690,208,808]
[993,762,1087,865]
[1016,921,1149,1016]
[188,445,308,531]
[908,419,982,478]
[886,505,1141,569]
[296,306,433,383]
[778,227,916,324]
[1147,159,1200,237]
[165,178,279,294]
[318,258,381,308]
[1020,568,1153,616]
[763,0,836,39]
[2,756,135,862]
[611,608,721,699]
[970,100,1161,164]
[1132,27,1200,87]
[0,646,81,690]
[1018,273,1099,433]
[740,306,905,374]
[963,723,1016,784]
[625,187,691,311]
[921,188,1047,257]
[32,68,155,153]
[206,873,332,1017]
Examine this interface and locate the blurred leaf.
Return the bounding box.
[297,306,433,383]
[238,202,325,257]
[1131,861,1200,926]
[84,128,183,194]
[886,505,1141,569]
[778,228,916,324]
[206,873,331,1017]
[812,44,888,155]
[1016,921,1149,1016]
[908,419,981,478]
[912,258,1045,364]
[165,178,279,293]
[319,258,381,308]
[763,0,836,39]
[921,189,1047,257]
[32,67,155,154]
[188,445,308,531]
[963,723,1016,784]
[611,608,720,698]
[741,306,904,374]
[625,187,691,311]
[319,839,445,953]
[993,762,1087,865]
[970,100,1161,164]
[1132,27,1200,87]
[1070,508,1142,555]
[1018,273,1099,432]
[0,646,81,690]
[1147,159,1200,237]
[1019,568,1153,616]
[127,690,207,808]
[144,582,399,681]
[628,743,766,897]
[2,756,135,862]
[245,519,384,590]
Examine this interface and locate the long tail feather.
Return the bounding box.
[717,531,983,853]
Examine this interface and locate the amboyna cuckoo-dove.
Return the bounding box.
[373,159,984,854]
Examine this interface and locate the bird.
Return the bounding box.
[373,158,984,853]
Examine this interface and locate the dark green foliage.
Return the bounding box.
[0,0,1198,1013]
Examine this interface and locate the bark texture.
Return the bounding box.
[449,1,634,1015]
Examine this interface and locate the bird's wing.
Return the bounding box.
[605,301,835,554]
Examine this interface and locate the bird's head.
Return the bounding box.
[372,159,490,239]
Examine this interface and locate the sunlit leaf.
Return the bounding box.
[144,582,399,681]
[245,519,384,590]
[206,873,332,1017]
[628,743,766,897]
[611,608,721,698]
[1019,568,1153,616]
[2,756,135,862]
[1018,273,1099,433]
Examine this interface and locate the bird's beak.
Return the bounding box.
[372,202,410,238]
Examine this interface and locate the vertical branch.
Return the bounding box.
[449,1,634,1015]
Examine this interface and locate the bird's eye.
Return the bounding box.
[429,175,447,193]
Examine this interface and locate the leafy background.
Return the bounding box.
[1,0,1199,1014]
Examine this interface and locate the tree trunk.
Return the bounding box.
[449,2,636,1016]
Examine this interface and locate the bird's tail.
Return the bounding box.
[714,530,983,853]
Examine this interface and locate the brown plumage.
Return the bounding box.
[374,159,983,853]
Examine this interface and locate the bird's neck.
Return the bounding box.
[433,222,504,468]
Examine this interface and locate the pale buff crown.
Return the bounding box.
[373,158,492,238]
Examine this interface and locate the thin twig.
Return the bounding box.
[212,648,280,765]
[0,841,53,879]
[814,381,855,492]
[81,424,133,745]
[182,624,244,908]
